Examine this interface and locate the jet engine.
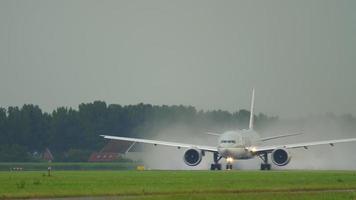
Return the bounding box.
[183,148,203,166]
[271,148,291,166]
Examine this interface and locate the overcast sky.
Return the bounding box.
[0,0,355,118]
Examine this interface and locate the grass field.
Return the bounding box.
[0,170,356,199]
[0,162,138,171]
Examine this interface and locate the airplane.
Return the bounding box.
[101,89,356,170]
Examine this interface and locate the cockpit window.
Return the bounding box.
[221,140,236,144]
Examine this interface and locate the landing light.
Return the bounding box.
[226,157,234,163]
[250,147,257,152]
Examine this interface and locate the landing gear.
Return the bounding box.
[260,163,271,170]
[210,152,222,170]
[258,152,271,170]
[211,163,222,170]
[226,157,234,170]
[226,164,233,170]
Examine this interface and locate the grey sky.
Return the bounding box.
[0,0,355,118]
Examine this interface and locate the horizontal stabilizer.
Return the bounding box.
[205,132,221,136]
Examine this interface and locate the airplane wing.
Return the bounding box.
[260,132,303,142]
[100,135,218,152]
[251,137,356,153]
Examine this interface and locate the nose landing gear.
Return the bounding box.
[226,163,233,170]
[226,157,233,170]
[210,152,222,170]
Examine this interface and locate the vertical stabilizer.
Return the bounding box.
[249,88,255,130]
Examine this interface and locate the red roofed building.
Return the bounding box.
[88,140,134,162]
[88,152,120,162]
[43,148,54,161]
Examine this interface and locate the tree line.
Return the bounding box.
[0,101,278,162]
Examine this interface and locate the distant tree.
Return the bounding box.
[0,101,282,162]
[0,144,30,162]
[0,108,7,145]
[235,109,251,129]
[62,149,92,162]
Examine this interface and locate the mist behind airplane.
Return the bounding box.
[102,89,356,170]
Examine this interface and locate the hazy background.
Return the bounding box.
[1,0,356,118]
[138,114,356,170]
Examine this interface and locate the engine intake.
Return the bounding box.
[271,148,291,166]
[183,148,203,166]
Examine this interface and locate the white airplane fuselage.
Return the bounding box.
[217,130,261,159]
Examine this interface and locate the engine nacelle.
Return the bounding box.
[271,148,291,166]
[183,148,203,166]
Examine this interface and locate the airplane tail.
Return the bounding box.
[249,88,255,130]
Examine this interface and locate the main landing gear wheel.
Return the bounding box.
[260,163,271,170]
[210,152,222,170]
[210,163,222,170]
[258,152,271,171]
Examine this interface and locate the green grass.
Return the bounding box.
[130,192,356,200]
[0,170,356,199]
[0,162,137,171]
